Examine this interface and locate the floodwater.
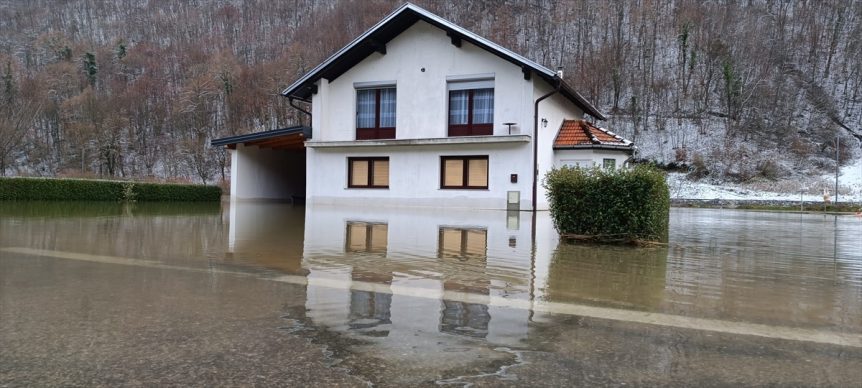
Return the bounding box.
[1,201,860,386]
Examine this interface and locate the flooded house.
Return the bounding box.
[212,3,634,210]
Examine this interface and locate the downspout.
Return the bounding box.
[532,78,561,213]
[288,95,312,126]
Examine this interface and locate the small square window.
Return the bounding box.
[348,157,389,188]
[603,158,616,170]
[440,156,488,189]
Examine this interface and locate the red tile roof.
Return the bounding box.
[553,120,634,149]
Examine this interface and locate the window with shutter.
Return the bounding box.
[440,156,488,189]
[348,157,389,188]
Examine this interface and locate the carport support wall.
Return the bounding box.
[231,144,306,201]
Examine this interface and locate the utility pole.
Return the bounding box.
[834,136,839,207]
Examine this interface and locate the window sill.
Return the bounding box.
[307,135,530,148]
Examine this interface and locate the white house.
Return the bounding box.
[212,3,634,210]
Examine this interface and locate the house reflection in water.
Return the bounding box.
[301,205,535,346]
[438,226,490,338]
[345,221,392,336]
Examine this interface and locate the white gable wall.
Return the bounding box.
[312,20,534,141]
[305,20,595,210]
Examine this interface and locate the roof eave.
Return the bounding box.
[280,3,606,120]
[210,126,311,147]
[280,4,597,107]
[553,144,635,153]
[555,79,606,120]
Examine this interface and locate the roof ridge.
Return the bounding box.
[593,124,633,145]
[279,3,605,119]
[578,119,601,145]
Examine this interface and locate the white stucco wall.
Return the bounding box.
[306,142,532,210]
[553,149,631,170]
[533,83,586,209]
[230,144,306,200]
[313,20,534,141]
[304,19,598,210]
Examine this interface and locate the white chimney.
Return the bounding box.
[556,66,564,78]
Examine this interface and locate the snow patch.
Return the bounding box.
[669,156,862,201]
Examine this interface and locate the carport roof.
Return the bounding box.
[211,126,311,150]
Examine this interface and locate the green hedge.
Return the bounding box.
[0,177,221,202]
[544,165,670,242]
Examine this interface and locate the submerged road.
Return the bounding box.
[4,247,861,349]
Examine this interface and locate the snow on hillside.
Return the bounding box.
[668,157,862,201]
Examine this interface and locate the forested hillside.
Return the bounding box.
[1,0,861,186]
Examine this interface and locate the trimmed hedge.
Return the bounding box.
[544,165,670,242]
[0,177,221,202]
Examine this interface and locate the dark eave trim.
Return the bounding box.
[211,126,311,147]
[280,3,605,120]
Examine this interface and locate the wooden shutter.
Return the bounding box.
[467,158,488,187]
[443,159,464,187]
[350,159,369,187]
[372,159,389,187]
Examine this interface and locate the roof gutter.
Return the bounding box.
[532,79,561,213]
[553,144,636,153]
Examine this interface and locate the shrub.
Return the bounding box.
[544,165,670,242]
[688,153,709,180]
[0,177,221,202]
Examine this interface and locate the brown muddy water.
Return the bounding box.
[1,201,860,386]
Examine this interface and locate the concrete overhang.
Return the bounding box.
[304,134,530,148]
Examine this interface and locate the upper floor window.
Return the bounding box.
[356,87,396,140]
[448,80,494,137]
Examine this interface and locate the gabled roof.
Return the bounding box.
[554,120,634,151]
[281,3,605,120]
[211,126,311,150]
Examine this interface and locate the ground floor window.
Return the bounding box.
[603,158,616,170]
[348,157,389,188]
[440,156,488,189]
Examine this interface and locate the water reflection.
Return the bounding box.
[545,244,668,310]
[2,201,860,354]
[294,205,533,346]
[222,203,862,339]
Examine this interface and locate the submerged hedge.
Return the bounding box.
[544,166,670,242]
[0,177,221,202]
